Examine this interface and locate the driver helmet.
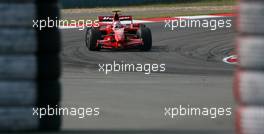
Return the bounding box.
[113,21,122,28]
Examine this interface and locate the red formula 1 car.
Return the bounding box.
[85,11,152,51]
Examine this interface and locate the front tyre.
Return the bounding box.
[138,27,152,51]
[86,27,101,51]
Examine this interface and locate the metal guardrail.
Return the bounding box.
[235,0,264,134]
[0,0,61,132]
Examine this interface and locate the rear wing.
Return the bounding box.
[98,16,133,22]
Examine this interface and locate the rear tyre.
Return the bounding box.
[86,27,101,51]
[138,27,152,51]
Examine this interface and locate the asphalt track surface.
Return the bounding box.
[60,17,236,133]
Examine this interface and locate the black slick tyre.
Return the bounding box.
[86,27,101,51]
[138,27,152,51]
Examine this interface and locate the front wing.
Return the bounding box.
[97,39,143,49]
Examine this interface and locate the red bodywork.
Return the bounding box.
[96,13,143,49]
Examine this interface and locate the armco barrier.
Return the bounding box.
[239,2,264,35]
[236,107,264,134]
[0,81,60,106]
[234,70,264,105]
[0,108,61,131]
[235,0,264,134]
[238,36,264,69]
[0,28,61,54]
[0,0,61,132]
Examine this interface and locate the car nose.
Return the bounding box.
[114,29,125,42]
